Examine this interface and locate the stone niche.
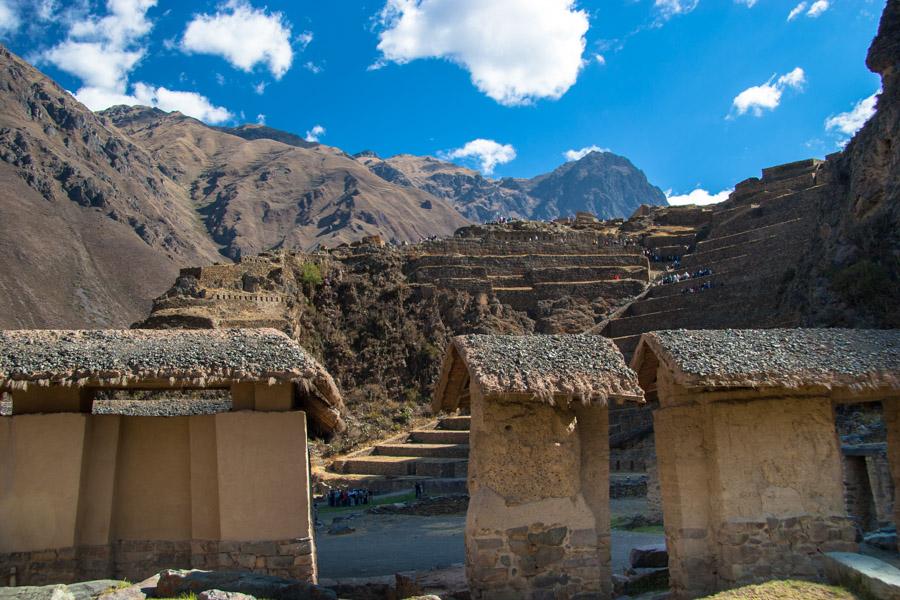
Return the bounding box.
[433,334,645,600]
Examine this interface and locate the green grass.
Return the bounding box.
[316,491,416,515]
[701,580,863,599]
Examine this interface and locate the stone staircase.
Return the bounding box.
[324,415,470,494]
[602,160,827,362]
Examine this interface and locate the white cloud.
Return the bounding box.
[304,61,322,74]
[806,0,829,17]
[72,83,233,124]
[0,0,20,34]
[564,145,609,161]
[732,67,805,117]
[442,139,516,175]
[788,0,829,20]
[44,40,143,91]
[787,2,807,20]
[132,83,233,123]
[654,0,700,19]
[256,113,266,125]
[594,54,606,66]
[181,0,294,79]
[666,188,732,206]
[305,124,325,143]
[42,0,233,124]
[375,0,589,106]
[825,89,880,137]
[777,67,806,89]
[253,81,267,95]
[42,0,155,92]
[735,0,758,6]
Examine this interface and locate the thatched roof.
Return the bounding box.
[0,328,344,435]
[632,329,900,396]
[434,334,644,411]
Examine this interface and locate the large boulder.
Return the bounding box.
[155,570,336,600]
[0,585,73,600]
[629,544,668,569]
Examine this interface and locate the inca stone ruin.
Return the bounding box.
[1,0,899,598]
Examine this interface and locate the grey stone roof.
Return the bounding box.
[0,328,344,432]
[445,334,644,404]
[634,329,900,392]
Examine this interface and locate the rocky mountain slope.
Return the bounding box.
[356,150,667,222]
[103,105,469,260]
[0,45,223,329]
[0,45,467,327]
[801,0,900,328]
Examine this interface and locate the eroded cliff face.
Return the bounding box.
[800,0,900,327]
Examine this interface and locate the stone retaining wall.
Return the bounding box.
[468,524,606,599]
[715,517,856,586]
[0,537,316,587]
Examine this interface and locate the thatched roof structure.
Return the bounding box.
[434,334,644,412]
[632,329,900,398]
[0,328,344,434]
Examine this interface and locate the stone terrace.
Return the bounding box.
[601,158,829,360]
[409,224,651,313]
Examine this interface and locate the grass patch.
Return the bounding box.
[701,580,863,599]
[316,491,416,516]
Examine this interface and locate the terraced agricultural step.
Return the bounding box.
[374,443,469,459]
[438,415,471,430]
[410,429,470,444]
[340,456,468,478]
[611,334,641,358]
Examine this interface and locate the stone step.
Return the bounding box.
[374,443,469,459]
[611,334,641,359]
[696,217,805,252]
[409,429,470,444]
[823,552,900,599]
[339,456,468,478]
[604,299,756,339]
[314,473,465,495]
[438,415,471,430]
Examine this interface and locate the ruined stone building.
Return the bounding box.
[0,329,344,586]
[433,334,645,599]
[631,328,900,598]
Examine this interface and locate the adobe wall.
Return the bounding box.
[0,411,316,586]
[466,390,611,599]
[655,386,855,598]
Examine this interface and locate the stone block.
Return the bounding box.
[527,527,567,547]
[624,544,665,569]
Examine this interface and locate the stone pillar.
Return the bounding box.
[465,392,611,599]
[213,411,317,582]
[0,413,89,584]
[883,401,900,551]
[654,404,716,598]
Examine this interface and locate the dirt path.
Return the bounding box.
[315,501,665,579]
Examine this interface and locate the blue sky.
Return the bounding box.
[0,0,886,203]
